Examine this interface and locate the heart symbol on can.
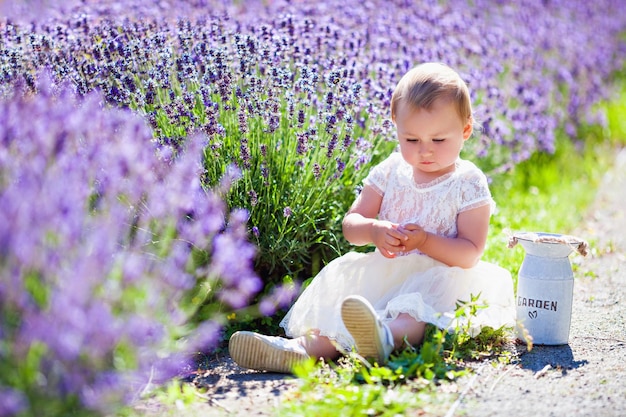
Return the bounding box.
[528,310,538,319]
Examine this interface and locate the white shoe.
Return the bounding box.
[229,331,309,374]
[341,295,394,364]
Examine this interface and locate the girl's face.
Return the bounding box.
[394,98,472,182]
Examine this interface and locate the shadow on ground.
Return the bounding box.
[518,344,588,372]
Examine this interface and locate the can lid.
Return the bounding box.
[507,232,589,256]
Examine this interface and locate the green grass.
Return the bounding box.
[275,304,513,416]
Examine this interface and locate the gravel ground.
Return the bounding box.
[135,148,626,417]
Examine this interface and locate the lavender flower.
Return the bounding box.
[259,283,300,316]
[0,74,261,415]
[240,137,252,169]
[0,388,27,417]
[313,163,322,180]
[326,133,338,157]
[296,132,308,155]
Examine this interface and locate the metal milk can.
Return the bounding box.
[508,232,589,345]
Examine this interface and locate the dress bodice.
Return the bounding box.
[363,152,494,250]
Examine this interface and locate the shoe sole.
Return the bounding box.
[341,296,386,363]
[229,331,306,374]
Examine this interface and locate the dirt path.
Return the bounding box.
[132,354,298,416]
[134,149,626,417]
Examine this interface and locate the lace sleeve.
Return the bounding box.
[458,164,496,214]
[362,153,400,197]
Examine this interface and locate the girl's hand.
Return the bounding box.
[397,223,428,252]
[371,220,408,258]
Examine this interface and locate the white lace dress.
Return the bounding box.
[280,152,516,351]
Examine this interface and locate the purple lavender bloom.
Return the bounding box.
[186,320,222,353]
[239,138,252,169]
[0,388,27,417]
[211,229,261,308]
[313,163,322,180]
[326,133,338,157]
[248,190,259,207]
[296,132,308,155]
[0,0,81,23]
[297,109,306,126]
[259,283,300,316]
[221,164,243,190]
[0,72,261,414]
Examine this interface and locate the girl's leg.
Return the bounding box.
[299,330,342,360]
[387,313,426,350]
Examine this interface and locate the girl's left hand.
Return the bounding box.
[397,223,429,252]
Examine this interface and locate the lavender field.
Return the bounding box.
[1,0,625,416]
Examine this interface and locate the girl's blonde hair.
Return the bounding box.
[390,62,473,123]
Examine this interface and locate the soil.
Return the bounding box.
[134,148,626,417]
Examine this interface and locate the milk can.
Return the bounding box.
[508,232,589,345]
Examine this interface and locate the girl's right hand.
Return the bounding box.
[371,220,408,258]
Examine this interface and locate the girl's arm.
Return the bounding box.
[400,204,491,268]
[342,185,409,258]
